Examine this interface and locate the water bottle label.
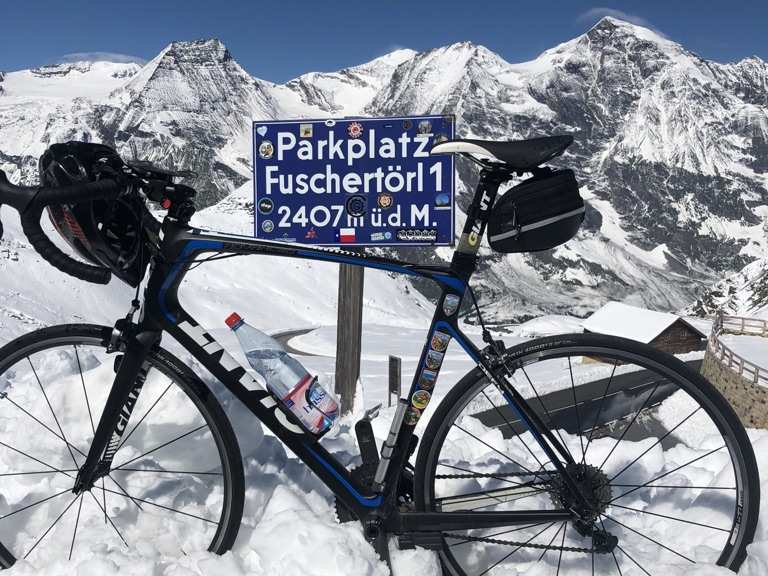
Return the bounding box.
[282,376,338,435]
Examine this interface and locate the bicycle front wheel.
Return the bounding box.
[0,324,244,567]
[415,333,759,575]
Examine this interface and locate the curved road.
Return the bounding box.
[272,328,322,356]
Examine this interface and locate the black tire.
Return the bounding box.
[415,333,759,575]
[0,324,244,567]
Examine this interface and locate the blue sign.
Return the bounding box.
[252,115,454,246]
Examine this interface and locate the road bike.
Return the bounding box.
[0,135,758,575]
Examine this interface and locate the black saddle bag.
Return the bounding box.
[487,169,584,253]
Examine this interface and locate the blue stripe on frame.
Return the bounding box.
[158,240,224,323]
[304,444,383,507]
[434,321,479,360]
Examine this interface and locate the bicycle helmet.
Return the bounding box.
[39,141,160,287]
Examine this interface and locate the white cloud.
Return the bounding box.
[57,51,146,65]
[577,7,666,37]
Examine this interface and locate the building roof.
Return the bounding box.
[582,301,706,344]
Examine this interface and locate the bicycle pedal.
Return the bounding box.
[355,418,379,468]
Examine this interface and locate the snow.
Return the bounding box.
[719,334,768,369]
[583,301,703,344]
[0,16,768,575]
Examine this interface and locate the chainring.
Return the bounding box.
[335,465,414,523]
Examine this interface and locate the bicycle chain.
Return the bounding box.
[434,471,554,480]
[436,471,592,553]
[442,532,592,553]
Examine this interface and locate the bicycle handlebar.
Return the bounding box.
[0,170,121,284]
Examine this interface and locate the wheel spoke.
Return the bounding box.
[442,488,549,512]
[609,406,702,483]
[567,357,585,460]
[0,469,77,477]
[0,488,70,521]
[603,512,696,563]
[609,503,730,532]
[112,467,223,476]
[453,422,538,477]
[23,493,79,559]
[112,424,208,471]
[87,491,127,547]
[68,495,84,561]
[107,475,143,511]
[446,521,550,548]
[74,346,96,436]
[520,367,574,462]
[582,362,618,464]
[598,379,662,472]
[556,523,567,576]
[599,517,623,576]
[0,440,75,479]
[537,521,566,562]
[436,462,539,489]
[96,485,218,525]
[117,380,172,452]
[27,358,80,469]
[477,522,557,576]
[616,542,653,576]
[610,484,734,490]
[609,445,726,503]
[481,390,547,473]
[0,393,87,460]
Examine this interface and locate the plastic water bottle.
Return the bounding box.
[225,312,338,435]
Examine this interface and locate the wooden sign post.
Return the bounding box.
[335,259,364,415]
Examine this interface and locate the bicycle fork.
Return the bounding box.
[72,325,160,494]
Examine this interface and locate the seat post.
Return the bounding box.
[450,168,506,278]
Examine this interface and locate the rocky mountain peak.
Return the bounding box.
[160,38,232,65]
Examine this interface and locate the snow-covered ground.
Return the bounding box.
[1,312,767,575]
[0,178,765,575]
[720,334,768,370]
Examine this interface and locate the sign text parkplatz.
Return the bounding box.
[252,116,454,246]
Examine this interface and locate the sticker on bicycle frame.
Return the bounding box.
[411,390,431,410]
[430,331,451,353]
[404,406,421,425]
[425,350,444,371]
[443,294,460,316]
[418,369,437,390]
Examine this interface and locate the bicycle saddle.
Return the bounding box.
[431,135,573,171]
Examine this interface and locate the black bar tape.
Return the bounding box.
[34,178,121,205]
[20,207,112,285]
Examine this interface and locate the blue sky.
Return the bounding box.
[1,1,766,81]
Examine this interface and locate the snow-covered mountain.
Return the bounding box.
[686,256,768,319]
[1,16,767,326]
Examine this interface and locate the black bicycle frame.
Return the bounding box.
[75,166,585,540]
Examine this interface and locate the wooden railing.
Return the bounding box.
[708,312,768,386]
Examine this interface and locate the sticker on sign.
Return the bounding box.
[252,116,455,246]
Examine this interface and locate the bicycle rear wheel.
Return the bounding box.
[0,324,244,567]
[415,333,759,575]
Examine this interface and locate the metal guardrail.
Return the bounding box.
[708,312,768,386]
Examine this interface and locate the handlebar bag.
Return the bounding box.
[487,169,584,253]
